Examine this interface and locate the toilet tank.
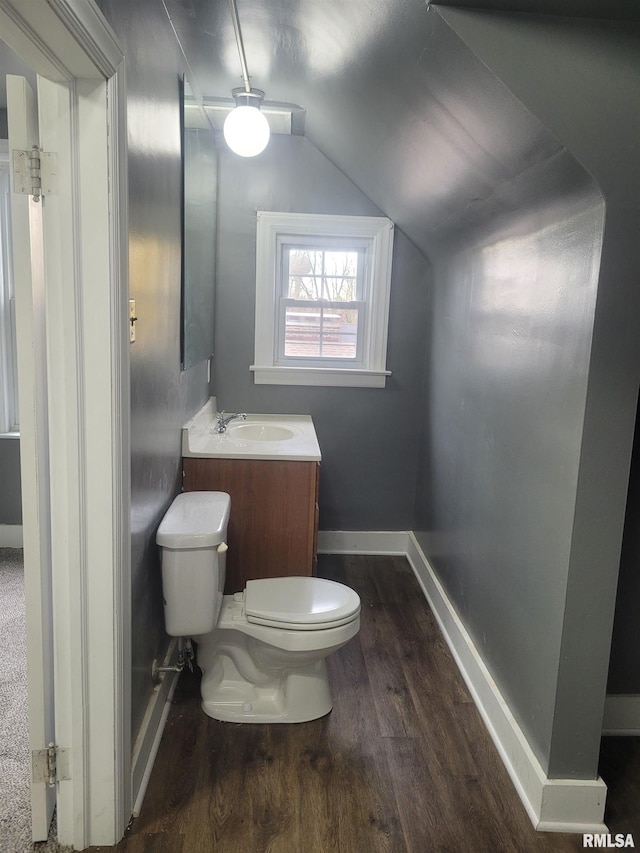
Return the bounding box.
[156,491,230,637]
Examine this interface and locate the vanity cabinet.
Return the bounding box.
[183,457,320,594]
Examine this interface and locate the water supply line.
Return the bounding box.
[152,638,194,684]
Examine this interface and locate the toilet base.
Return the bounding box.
[200,658,333,724]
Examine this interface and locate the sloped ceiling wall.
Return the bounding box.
[166,0,636,260]
[433,0,640,19]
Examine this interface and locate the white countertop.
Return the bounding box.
[182,398,321,462]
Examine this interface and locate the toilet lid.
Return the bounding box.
[244,577,360,630]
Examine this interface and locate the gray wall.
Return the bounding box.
[93,0,640,780]
[212,134,431,531]
[608,403,640,694]
[415,10,640,779]
[1,52,27,527]
[416,167,605,775]
[0,437,21,524]
[439,10,640,711]
[97,0,210,741]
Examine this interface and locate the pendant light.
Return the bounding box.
[223,0,270,157]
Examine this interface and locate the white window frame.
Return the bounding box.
[0,141,19,433]
[275,236,368,369]
[252,211,394,388]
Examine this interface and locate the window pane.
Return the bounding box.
[286,248,360,302]
[288,274,319,300]
[322,251,358,301]
[284,306,321,357]
[284,306,358,360]
[287,250,321,299]
[322,275,357,302]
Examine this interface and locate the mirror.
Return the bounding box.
[181,79,218,370]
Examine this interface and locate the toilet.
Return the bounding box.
[156,491,361,723]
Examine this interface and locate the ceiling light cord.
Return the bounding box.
[228,0,252,94]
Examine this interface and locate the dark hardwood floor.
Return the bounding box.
[88,555,639,852]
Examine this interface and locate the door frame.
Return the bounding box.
[0,0,129,847]
[7,70,59,843]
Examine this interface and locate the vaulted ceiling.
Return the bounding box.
[165,0,638,258]
[430,0,640,17]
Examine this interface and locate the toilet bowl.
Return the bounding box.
[157,491,360,723]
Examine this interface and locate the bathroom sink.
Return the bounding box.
[182,400,321,460]
[227,423,296,442]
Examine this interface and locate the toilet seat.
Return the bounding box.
[244,576,361,630]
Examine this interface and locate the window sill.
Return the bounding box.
[250,365,391,388]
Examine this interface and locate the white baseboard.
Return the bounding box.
[602,695,640,736]
[0,524,23,548]
[131,640,181,818]
[405,532,607,834]
[318,529,410,555]
[318,529,608,834]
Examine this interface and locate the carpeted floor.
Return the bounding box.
[0,548,71,853]
[0,547,32,852]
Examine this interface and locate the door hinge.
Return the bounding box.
[12,146,58,202]
[32,743,70,787]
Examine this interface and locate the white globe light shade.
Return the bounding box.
[223,105,270,157]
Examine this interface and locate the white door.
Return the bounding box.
[6,72,56,843]
[1,3,129,845]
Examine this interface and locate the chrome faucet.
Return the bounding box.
[214,411,247,433]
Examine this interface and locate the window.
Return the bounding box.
[252,211,394,387]
[0,142,19,433]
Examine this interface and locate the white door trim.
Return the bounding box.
[0,1,129,848]
[6,71,57,843]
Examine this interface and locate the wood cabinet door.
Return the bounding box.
[183,458,318,593]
